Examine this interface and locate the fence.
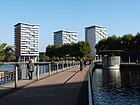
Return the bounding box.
[0,61,79,88]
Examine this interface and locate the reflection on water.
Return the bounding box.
[92,68,140,105]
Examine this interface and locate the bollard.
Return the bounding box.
[37,65,39,80]
[15,66,18,89]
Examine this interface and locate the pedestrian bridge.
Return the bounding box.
[0,62,89,105]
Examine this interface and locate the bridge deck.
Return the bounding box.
[0,66,89,105]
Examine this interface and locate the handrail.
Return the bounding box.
[0,61,80,88]
[88,63,95,105]
[0,61,79,65]
[88,61,103,105]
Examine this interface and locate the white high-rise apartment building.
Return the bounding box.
[14,22,39,62]
[85,25,107,57]
[54,30,77,45]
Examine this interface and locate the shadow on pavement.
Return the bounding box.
[0,80,88,105]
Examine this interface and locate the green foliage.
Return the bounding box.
[45,45,61,58]
[0,43,7,61]
[0,43,15,61]
[45,41,92,60]
[131,32,140,51]
[77,41,91,57]
[96,33,139,53]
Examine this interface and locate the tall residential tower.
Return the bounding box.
[85,25,107,57]
[54,30,77,45]
[14,22,39,62]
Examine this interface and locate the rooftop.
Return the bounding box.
[14,22,39,27]
[85,25,107,29]
[54,29,77,34]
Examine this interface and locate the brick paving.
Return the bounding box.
[0,66,89,105]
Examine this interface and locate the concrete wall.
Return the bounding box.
[102,56,120,70]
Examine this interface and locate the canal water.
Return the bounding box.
[0,64,49,73]
[0,64,15,72]
[92,68,140,105]
[0,64,49,84]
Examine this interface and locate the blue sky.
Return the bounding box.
[0,0,140,51]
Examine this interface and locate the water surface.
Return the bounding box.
[92,68,140,105]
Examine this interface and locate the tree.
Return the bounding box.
[0,43,15,61]
[131,32,140,51]
[77,41,91,58]
[0,43,6,61]
[96,34,135,53]
[4,46,15,61]
[45,41,92,60]
[96,39,107,53]
[121,34,133,51]
[46,44,61,60]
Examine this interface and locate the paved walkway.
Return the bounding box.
[0,66,89,105]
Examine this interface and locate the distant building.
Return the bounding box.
[14,22,39,62]
[85,25,107,57]
[54,30,77,45]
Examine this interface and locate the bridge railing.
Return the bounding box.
[88,62,95,105]
[0,61,79,88]
[88,61,103,105]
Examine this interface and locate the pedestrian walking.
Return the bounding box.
[27,60,34,80]
[84,60,86,67]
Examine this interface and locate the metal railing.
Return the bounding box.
[88,61,103,105]
[0,61,79,88]
[88,62,95,105]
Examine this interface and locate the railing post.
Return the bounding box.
[49,63,52,76]
[69,62,71,69]
[71,61,73,68]
[129,56,130,64]
[62,62,64,71]
[15,66,18,89]
[57,63,59,73]
[67,62,69,70]
[37,65,39,80]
